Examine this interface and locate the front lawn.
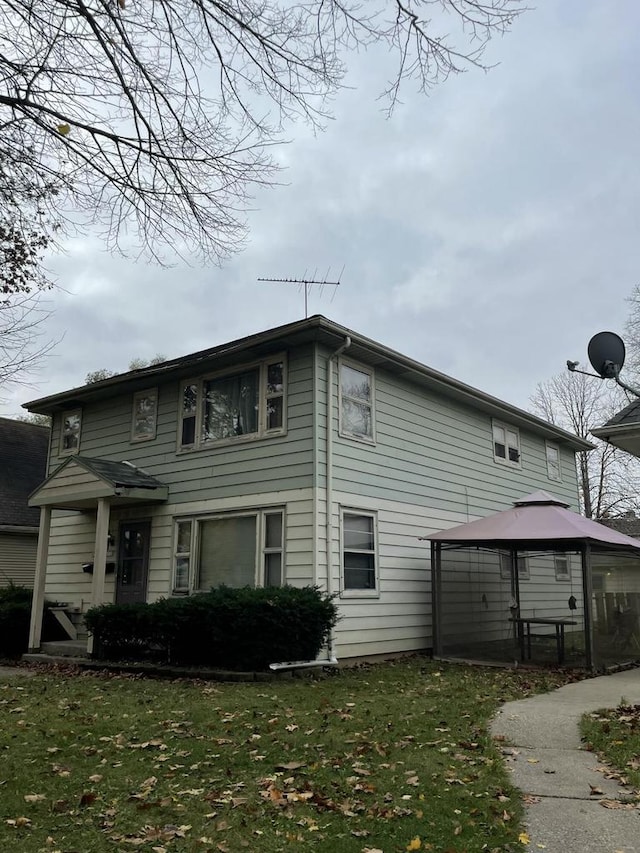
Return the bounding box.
[0,659,569,853]
[581,703,640,799]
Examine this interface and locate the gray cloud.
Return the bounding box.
[4,0,640,422]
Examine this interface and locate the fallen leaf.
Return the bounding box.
[589,785,604,796]
[24,794,46,803]
[406,838,422,851]
[518,831,530,844]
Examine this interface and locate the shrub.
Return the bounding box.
[0,584,68,657]
[86,585,338,670]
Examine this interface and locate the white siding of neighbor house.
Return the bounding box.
[0,532,38,588]
[312,345,582,659]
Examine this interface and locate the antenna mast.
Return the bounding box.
[258,269,342,318]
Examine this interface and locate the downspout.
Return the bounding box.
[325,336,351,659]
[269,335,351,673]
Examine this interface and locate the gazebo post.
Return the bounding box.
[431,541,442,657]
[581,544,594,670]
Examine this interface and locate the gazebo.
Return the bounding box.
[427,491,640,670]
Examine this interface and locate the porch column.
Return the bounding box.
[28,506,52,652]
[87,498,111,655]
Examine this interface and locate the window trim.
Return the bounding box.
[499,551,529,581]
[554,553,570,582]
[338,358,375,444]
[60,409,82,456]
[131,388,158,443]
[492,420,521,468]
[171,507,285,594]
[545,441,562,482]
[340,507,379,598]
[177,354,287,452]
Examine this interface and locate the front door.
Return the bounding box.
[116,521,151,605]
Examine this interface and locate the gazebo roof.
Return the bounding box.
[426,491,640,553]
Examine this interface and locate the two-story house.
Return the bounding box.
[25,316,589,660]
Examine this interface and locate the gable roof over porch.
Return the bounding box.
[29,456,168,510]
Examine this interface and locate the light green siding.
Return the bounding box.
[313,344,581,660]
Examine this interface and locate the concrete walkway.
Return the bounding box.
[491,668,640,852]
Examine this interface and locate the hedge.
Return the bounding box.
[0,584,67,657]
[85,585,338,670]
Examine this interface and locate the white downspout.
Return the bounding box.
[268,335,351,673]
[325,336,351,658]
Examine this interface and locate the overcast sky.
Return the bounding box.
[3,0,640,420]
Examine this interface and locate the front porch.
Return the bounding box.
[27,456,168,655]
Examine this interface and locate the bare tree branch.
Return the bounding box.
[0,0,527,266]
[530,371,640,519]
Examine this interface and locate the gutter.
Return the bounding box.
[325,335,351,659]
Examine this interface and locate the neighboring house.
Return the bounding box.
[0,417,50,588]
[25,315,590,659]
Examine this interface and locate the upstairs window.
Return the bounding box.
[131,389,158,442]
[178,356,286,450]
[546,442,561,481]
[340,362,374,441]
[492,421,520,467]
[61,410,81,454]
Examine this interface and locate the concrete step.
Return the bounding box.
[40,640,89,657]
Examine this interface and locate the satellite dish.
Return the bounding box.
[587,331,626,379]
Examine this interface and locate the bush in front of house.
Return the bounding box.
[85,585,338,670]
[0,584,68,657]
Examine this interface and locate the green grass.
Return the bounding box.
[580,702,640,796]
[0,659,571,853]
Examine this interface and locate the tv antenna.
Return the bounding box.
[258,268,343,318]
[567,331,640,398]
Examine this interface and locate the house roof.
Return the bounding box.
[426,490,640,553]
[591,398,640,456]
[24,315,591,451]
[597,516,640,540]
[29,456,168,510]
[0,417,49,529]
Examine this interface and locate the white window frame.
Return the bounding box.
[60,409,82,455]
[499,551,529,581]
[339,359,375,443]
[131,389,158,442]
[554,553,570,582]
[545,442,562,482]
[492,420,521,468]
[340,508,379,598]
[177,355,287,451]
[171,508,285,593]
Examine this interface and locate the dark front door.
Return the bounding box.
[116,521,151,605]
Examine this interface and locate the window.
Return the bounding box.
[132,389,158,441]
[342,510,377,594]
[61,410,81,454]
[492,421,520,467]
[546,442,561,481]
[172,509,284,592]
[173,520,192,592]
[499,551,529,581]
[179,356,286,450]
[554,553,570,581]
[340,362,374,441]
